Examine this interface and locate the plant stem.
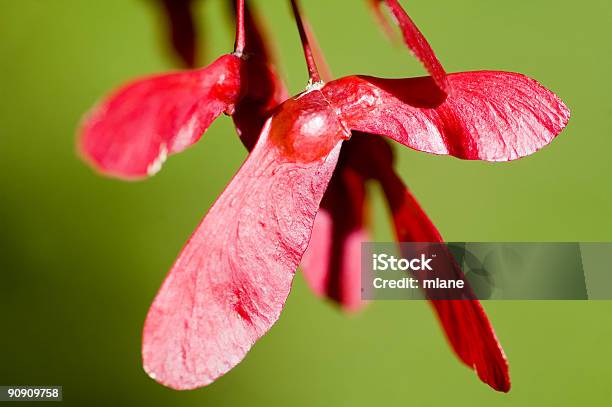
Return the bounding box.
[290,0,321,83]
[303,16,332,82]
[234,0,246,55]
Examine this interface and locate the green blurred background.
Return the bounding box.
[1,0,611,405]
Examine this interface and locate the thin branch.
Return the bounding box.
[234,0,246,55]
[303,16,332,82]
[290,0,321,83]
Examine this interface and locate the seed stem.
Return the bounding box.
[290,0,321,84]
[303,16,332,82]
[234,0,246,55]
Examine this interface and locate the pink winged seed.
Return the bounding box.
[142,117,342,389]
[142,88,349,390]
[79,54,244,179]
[324,71,570,161]
[376,159,510,392]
